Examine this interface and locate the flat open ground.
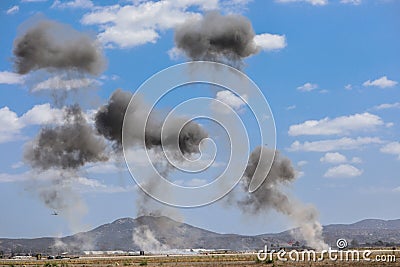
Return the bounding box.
[1,250,399,267]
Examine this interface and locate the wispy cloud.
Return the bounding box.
[31,75,98,92]
[289,113,384,136]
[297,82,318,92]
[286,105,296,110]
[289,137,383,152]
[51,0,94,9]
[0,71,24,85]
[373,102,400,110]
[340,0,361,5]
[380,142,400,160]
[363,76,398,89]
[6,5,19,15]
[21,0,48,2]
[344,84,353,90]
[275,0,328,6]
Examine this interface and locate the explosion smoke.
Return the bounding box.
[24,105,108,170]
[133,225,169,252]
[13,13,328,254]
[174,11,259,68]
[13,18,105,75]
[234,146,328,250]
[23,105,107,245]
[95,89,208,154]
[95,89,131,146]
[95,89,207,251]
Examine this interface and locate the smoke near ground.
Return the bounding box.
[174,11,259,68]
[133,225,169,252]
[96,89,207,251]
[23,105,107,247]
[13,14,328,253]
[232,146,328,250]
[13,18,105,75]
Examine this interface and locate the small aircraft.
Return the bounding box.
[51,211,59,216]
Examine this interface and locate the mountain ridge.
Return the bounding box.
[1,216,399,254]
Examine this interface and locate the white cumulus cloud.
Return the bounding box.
[320,152,347,164]
[289,137,383,152]
[380,142,400,160]
[81,1,218,48]
[0,71,24,85]
[0,104,64,144]
[288,112,384,136]
[363,76,398,89]
[254,33,287,51]
[213,90,248,113]
[324,164,363,178]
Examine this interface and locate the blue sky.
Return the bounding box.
[0,0,399,239]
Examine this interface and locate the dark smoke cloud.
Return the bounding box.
[13,17,107,236]
[95,89,131,146]
[13,18,105,75]
[24,105,108,170]
[174,11,259,68]
[95,89,208,154]
[238,147,296,213]
[231,146,327,250]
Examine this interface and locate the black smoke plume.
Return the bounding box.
[24,105,108,170]
[95,89,131,147]
[174,11,259,68]
[238,147,296,213]
[14,17,107,239]
[95,89,208,154]
[13,18,105,75]
[232,146,328,250]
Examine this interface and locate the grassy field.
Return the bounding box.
[0,250,399,267]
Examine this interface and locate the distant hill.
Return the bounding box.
[321,219,400,246]
[0,216,399,254]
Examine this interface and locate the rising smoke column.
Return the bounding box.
[233,146,327,250]
[95,89,207,251]
[13,17,107,241]
[175,13,326,249]
[174,11,260,68]
[23,105,108,233]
